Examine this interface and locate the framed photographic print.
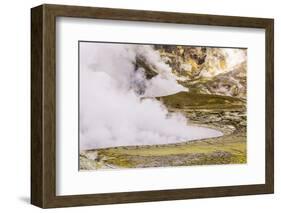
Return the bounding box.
[31,4,274,208]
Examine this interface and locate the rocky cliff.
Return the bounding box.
[153,45,247,99]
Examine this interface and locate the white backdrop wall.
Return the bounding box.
[0,0,279,212]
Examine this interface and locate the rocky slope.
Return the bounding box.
[155,45,247,99]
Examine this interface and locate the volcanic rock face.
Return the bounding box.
[130,45,246,98]
[154,45,247,99]
[183,62,247,99]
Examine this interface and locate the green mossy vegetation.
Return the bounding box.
[87,134,246,169]
[157,92,245,110]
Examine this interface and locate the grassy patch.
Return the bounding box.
[93,134,246,168]
[157,92,245,110]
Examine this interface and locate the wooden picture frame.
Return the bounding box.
[31,4,274,208]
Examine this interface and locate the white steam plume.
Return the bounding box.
[80,43,222,150]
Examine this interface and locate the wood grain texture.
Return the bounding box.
[265,20,274,193]
[31,5,43,207]
[31,4,274,208]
